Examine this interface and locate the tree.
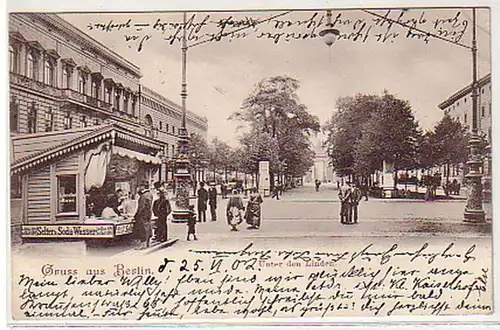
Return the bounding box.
[323,94,381,177]
[187,133,209,170]
[231,75,320,188]
[324,92,422,186]
[207,137,232,182]
[431,113,469,182]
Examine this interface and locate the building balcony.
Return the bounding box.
[10,72,62,98]
[61,89,112,111]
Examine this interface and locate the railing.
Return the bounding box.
[10,72,62,98]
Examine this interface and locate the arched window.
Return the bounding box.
[145,115,153,137]
[44,60,54,86]
[10,97,19,133]
[27,102,37,133]
[27,53,36,80]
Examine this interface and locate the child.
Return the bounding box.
[187,205,198,241]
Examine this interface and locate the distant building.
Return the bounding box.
[304,139,333,183]
[438,73,492,142]
[438,73,492,199]
[139,85,208,182]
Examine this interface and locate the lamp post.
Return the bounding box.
[320,8,485,222]
[172,12,192,222]
[463,8,485,223]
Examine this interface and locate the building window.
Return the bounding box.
[9,45,19,73]
[145,115,153,137]
[172,145,175,156]
[131,96,137,116]
[45,108,54,132]
[57,175,77,214]
[457,101,460,106]
[481,106,485,117]
[115,90,121,111]
[464,113,467,124]
[27,102,37,133]
[10,97,19,133]
[94,118,100,126]
[123,93,129,113]
[464,98,467,103]
[62,67,72,89]
[105,86,112,104]
[159,121,163,130]
[64,112,72,130]
[91,81,100,99]
[172,126,175,134]
[27,53,37,80]
[81,115,88,128]
[44,59,55,86]
[166,123,169,132]
[489,102,492,116]
[482,88,484,94]
[78,73,86,94]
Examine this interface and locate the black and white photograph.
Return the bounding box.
[6,3,496,326]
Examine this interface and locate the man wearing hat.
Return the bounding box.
[134,181,154,249]
[153,181,171,243]
[197,182,208,222]
[208,182,218,221]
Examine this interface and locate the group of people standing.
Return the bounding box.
[338,181,366,225]
[195,183,264,232]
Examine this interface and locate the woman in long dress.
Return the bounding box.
[226,189,245,231]
[245,188,263,229]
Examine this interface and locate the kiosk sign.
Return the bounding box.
[21,225,115,238]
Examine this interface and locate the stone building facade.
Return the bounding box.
[9,13,208,200]
[438,73,492,199]
[139,85,208,181]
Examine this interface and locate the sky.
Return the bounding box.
[60,8,491,147]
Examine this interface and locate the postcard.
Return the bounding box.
[7,4,495,327]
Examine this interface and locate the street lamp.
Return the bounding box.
[319,10,340,47]
[320,8,485,222]
[463,8,486,223]
[171,12,192,223]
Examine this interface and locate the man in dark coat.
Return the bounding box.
[134,181,154,249]
[208,182,218,221]
[350,183,363,224]
[153,181,171,243]
[338,181,352,224]
[197,182,208,223]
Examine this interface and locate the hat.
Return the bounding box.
[153,181,162,190]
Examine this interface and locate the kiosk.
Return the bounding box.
[11,124,164,241]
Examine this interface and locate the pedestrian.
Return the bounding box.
[226,189,245,231]
[186,204,198,241]
[197,182,208,222]
[351,183,363,224]
[315,179,321,192]
[208,182,218,221]
[133,181,154,249]
[271,185,280,200]
[361,183,369,201]
[245,188,263,229]
[153,181,171,243]
[221,182,228,199]
[338,181,352,224]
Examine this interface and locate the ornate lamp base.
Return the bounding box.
[463,133,486,223]
[172,128,192,223]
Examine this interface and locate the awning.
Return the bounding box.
[112,145,162,165]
